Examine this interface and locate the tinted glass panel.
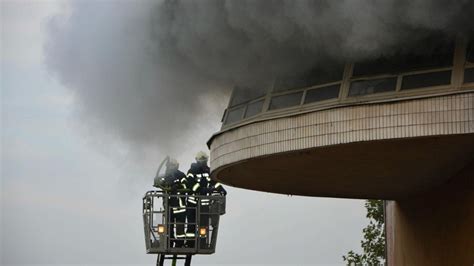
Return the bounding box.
[401,71,451,90]
[467,40,474,64]
[304,84,340,104]
[244,100,264,118]
[348,78,397,96]
[269,92,303,110]
[224,106,245,125]
[274,64,344,92]
[230,86,266,107]
[464,68,474,83]
[353,35,454,77]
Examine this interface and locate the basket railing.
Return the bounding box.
[143,190,226,255]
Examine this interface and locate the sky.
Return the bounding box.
[1,1,367,265]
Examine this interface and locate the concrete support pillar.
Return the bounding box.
[386,160,474,265]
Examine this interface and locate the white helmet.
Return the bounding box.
[195,151,209,163]
[166,158,179,171]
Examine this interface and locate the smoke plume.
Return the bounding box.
[44,0,474,157]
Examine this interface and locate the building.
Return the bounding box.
[207,34,474,265]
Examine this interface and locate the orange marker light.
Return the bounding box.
[199,227,207,237]
[157,224,165,234]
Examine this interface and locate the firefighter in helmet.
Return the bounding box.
[154,158,187,248]
[185,151,227,248]
[183,151,209,247]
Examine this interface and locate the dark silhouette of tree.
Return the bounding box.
[343,200,385,265]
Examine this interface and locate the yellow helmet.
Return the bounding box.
[195,151,209,162]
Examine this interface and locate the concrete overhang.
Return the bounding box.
[208,92,474,200]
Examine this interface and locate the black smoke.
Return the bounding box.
[44,0,474,157]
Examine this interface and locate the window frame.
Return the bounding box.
[263,81,343,114]
[268,91,305,111]
[347,66,455,97]
[463,67,474,85]
[303,83,342,105]
[462,37,474,86]
[243,98,265,119]
[221,38,474,130]
[223,96,266,125]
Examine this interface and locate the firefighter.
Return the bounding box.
[156,158,187,248]
[183,151,210,247]
[186,151,226,248]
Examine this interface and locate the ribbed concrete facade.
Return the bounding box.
[210,91,474,171]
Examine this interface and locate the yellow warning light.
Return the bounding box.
[157,224,165,234]
[199,227,207,237]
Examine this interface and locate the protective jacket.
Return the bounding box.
[186,163,226,204]
[161,170,187,214]
[185,163,209,205]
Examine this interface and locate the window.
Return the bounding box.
[224,106,245,125]
[244,100,264,118]
[467,39,474,64]
[229,86,266,107]
[401,71,451,90]
[353,35,454,77]
[304,84,340,104]
[269,92,303,110]
[463,36,473,84]
[348,78,397,96]
[464,68,474,84]
[274,64,344,92]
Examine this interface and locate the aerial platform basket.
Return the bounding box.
[143,190,226,255]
